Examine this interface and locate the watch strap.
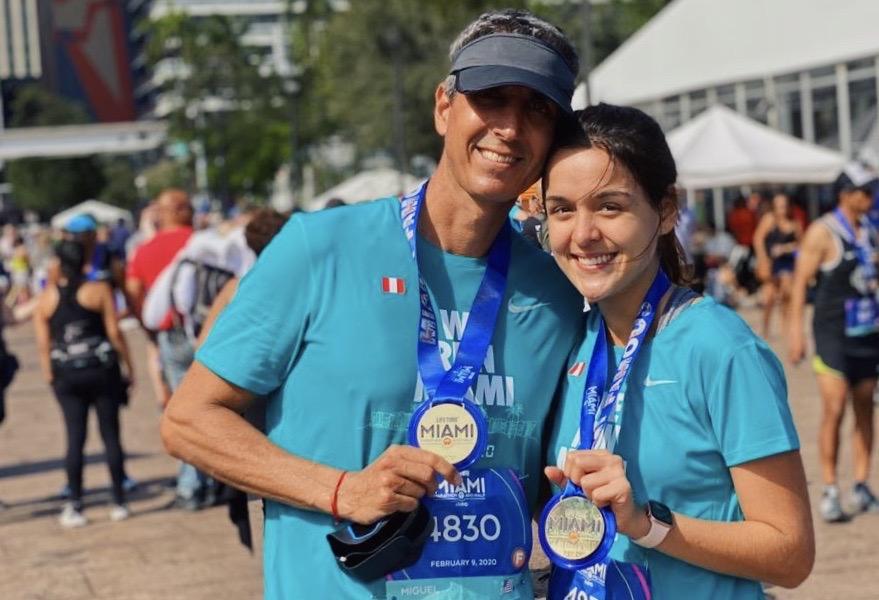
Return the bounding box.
[633,503,672,548]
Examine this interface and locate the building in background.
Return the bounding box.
[136,0,295,118]
[1,0,138,124]
[43,0,137,122]
[0,0,43,81]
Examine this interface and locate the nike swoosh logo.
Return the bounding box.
[508,301,551,314]
[644,376,677,387]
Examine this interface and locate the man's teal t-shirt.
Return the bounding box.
[197,197,583,599]
[546,297,800,600]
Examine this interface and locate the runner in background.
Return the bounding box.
[790,172,879,523]
[753,192,803,338]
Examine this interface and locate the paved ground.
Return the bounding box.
[0,309,877,599]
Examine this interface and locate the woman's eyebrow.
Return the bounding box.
[593,189,634,200]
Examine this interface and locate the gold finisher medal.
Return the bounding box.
[543,496,606,560]
[414,403,478,464]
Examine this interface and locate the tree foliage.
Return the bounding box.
[143,13,291,200]
[530,0,672,68]
[304,0,527,166]
[141,159,192,200]
[299,0,667,172]
[97,158,140,209]
[5,85,107,215]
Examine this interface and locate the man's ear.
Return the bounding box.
[434,83,451,137]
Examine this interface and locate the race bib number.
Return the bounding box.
[387,468,531,598]
[548,561,652,600]
[844,296,879,337]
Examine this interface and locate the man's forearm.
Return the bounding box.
[161,400,341,514]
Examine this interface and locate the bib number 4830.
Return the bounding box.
[430,514,501,543]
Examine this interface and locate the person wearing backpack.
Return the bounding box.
[125,189,201,508]
[34,240,135,527]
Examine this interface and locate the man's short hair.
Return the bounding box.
[443,9,579,99]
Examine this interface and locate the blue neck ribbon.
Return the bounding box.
[568,269,671,493]
[539,268,671,573]
[834,208,877,283]
[400,181,512,402]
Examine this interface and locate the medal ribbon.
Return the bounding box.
[400,181,512,402]
[834,208,878,284]
[566,269,670,495]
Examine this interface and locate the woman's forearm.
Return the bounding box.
[652,512,812,588]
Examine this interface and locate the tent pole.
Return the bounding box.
[712,187,725,229]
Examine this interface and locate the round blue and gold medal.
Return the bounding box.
[538,490,616,570]
[408,399,487,469]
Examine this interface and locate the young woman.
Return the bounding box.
[34,240,135,528]
[753,192,803,338]
[541,104,813,598]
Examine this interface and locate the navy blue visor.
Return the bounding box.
[450,33,576,114]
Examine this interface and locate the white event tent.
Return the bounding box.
[581,0,879,109]
[666,106,846,227]
[307,168,419,211]
[51,200,134,230]
[667,105,846,188]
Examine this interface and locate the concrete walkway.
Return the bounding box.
[0,309,876,599]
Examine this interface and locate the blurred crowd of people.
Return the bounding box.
[0,175,875,532]
[0,190,289,527]
[682,190,809,337]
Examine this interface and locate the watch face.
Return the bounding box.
[648,501,674,526]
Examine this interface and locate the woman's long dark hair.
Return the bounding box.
[55,239,86,287]
[546,103,691,285]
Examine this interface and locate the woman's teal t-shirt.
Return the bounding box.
[546,297,800,600]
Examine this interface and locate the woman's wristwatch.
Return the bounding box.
[632,500,674,548]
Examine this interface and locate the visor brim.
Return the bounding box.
[455,65,574,115]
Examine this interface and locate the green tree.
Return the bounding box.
[140,159,192,200]
[530,0,672,68]
[98,158,140,209]
[304,0,526,168]
[4,85,106,215]
[297,0,666,175]
[143,13,290,199]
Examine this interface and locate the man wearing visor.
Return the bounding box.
[162,9,581,598]
[790,167,879,523]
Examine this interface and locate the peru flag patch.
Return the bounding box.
[568,361,586,377]
[381,276,406,295]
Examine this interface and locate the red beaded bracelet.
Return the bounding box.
[331,471,348,523]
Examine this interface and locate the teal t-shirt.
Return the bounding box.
[197,197,582,599]
[546,297,799,599]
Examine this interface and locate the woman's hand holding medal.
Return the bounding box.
[335,445,461,525]
[545,449,650,540]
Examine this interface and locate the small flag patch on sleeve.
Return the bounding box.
[568,361,585,377]
[381,276,406,294]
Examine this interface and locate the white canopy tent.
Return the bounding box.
[583,0,879,107]
[306,168,419,211]
[51,200,134,230]
[667,105,846,188]
[666,106,846,227]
